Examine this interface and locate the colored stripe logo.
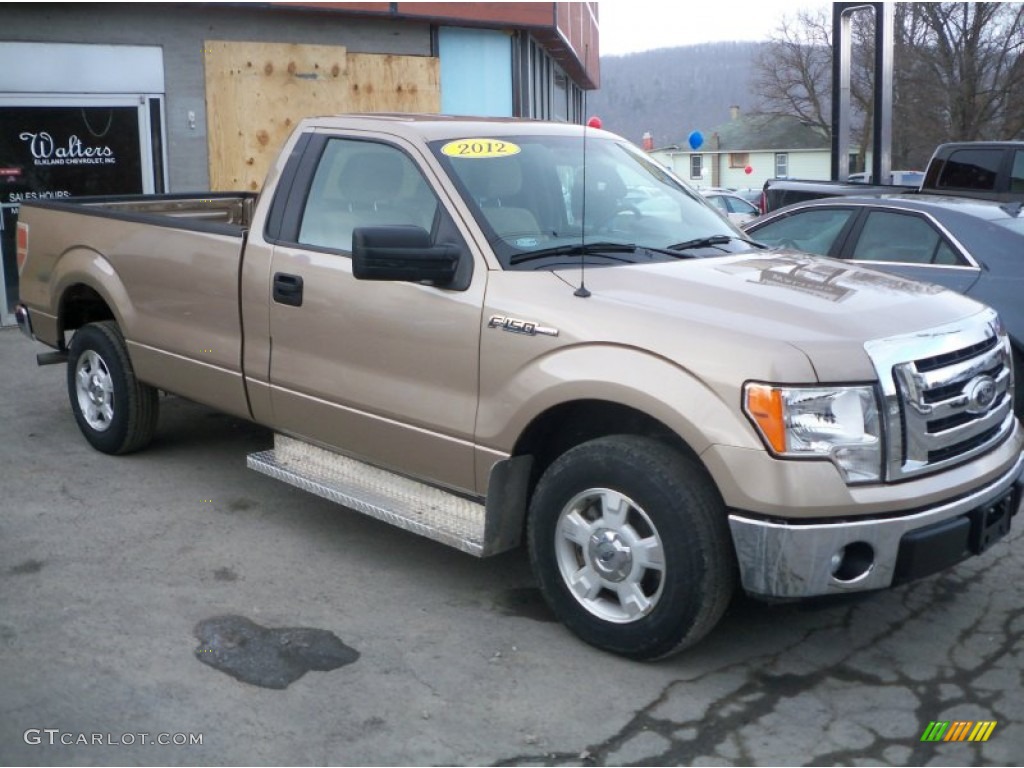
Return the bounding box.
[920,721,997,742]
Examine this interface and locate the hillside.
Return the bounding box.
[588,42,765,148]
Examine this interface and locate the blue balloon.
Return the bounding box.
[687,130,704,150]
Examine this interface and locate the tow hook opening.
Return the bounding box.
[830,541,874,583]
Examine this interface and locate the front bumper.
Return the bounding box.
[14,303,34,340]
[729,448,1024,598]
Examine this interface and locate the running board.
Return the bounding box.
[247,434,496,556]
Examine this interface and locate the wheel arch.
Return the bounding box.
[51,248,133,349]
[59,283,116,346]
[513,398,707,488]
[484,398,725,550]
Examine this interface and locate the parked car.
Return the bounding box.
[730,187,765,213]
[744,194,1024,411]
[760,177,918,213]
[701,190,761,224]
[761,141,1024,213]
[849,170,925,186]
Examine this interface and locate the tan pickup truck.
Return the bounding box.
[15,115,1023,659]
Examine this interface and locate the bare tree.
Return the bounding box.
[896,2,1024,165]
[755,3,1024,170]
[753,8,835,132]
[753,6,877,171]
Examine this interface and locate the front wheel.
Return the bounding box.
[67,321,159,455]
[527,435,735,660]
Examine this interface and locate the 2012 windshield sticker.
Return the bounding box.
[441,139,521,158]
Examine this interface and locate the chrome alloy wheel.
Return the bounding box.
[554,488,666,623]
[75,349,114,432]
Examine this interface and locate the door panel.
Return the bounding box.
[843,209,981,294]
[267,137,484,492]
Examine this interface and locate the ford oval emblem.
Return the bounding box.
[965,375,998,414]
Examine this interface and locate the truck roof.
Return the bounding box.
[294,113,613,142]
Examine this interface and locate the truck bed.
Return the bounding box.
[30,191,257,232]
[17,192,254,419]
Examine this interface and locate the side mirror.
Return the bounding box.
[352,226,460,285]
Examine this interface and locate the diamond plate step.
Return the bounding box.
[247,435,488,555]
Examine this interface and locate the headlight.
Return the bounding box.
[743,383,882,483]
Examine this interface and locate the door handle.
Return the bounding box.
[273,272,303,307]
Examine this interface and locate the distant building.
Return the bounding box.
[649,108,835,191]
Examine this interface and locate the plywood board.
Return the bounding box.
[204,41,440,191]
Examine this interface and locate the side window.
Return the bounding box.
[851,211,966,265]
[726,196,758,215]
[751,208,856,255]
[708,195,729,212]
[298,139,439,252]
[1011,150,1024,194]
[936,148,1003,192]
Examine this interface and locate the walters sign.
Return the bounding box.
[0,105,143,203]
[19,130,117,167]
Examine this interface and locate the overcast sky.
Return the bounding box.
[598,0,832,56]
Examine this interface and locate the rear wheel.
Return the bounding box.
[67,321,158,455]
[527,435,735,660]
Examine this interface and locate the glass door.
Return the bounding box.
[0,94,165,323]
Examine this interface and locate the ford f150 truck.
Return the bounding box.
[15,115,1023,659]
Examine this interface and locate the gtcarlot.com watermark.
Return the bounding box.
[24,729,202,746]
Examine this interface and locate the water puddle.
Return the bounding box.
[194,615,359,689]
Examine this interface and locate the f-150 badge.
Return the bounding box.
[487,315,559,337]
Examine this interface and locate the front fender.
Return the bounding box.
[477,342,764,459]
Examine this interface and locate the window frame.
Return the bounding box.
[748,205,860,257]
[839,206,976,269]
[690,153,702,180]
[774,152,788,178]
[935,147,1004,192]
[728,152,749,169]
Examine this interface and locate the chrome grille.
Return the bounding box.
[865,308,1016,481]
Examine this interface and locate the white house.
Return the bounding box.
[650,109,836,191]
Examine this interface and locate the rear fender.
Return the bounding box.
[51,248,136,340]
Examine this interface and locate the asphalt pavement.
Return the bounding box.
[0,325,1021,766]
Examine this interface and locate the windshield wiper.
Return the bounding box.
[509,242,639,265]
[510,241,700,266]
[668,234,766,252]
[667,234,734,251]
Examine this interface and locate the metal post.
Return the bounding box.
[831,4,857,180]
[831,2,894,182]
[872,1,894,184]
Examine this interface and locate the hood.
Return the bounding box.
[541,251,989,382]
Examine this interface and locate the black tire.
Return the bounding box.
[67,321,159,455]
[527,435,735,660]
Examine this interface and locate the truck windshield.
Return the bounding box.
[429,134,747,269]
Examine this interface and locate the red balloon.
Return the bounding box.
[587,116,603,129]
[744,165,753,175]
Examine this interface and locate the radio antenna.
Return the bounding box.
[575,50,592,299]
